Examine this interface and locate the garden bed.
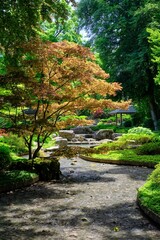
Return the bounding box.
[80,149,160,168]
[137,196,160,226]
[80,154,156,168]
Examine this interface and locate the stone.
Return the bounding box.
[84,134,93,138]
[55,137,68,148]
[59,130,75,141]
[112,133,123,140]
[93,129,114,140]
[72,126,94,134]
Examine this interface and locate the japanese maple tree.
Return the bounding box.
[1,39,129,159]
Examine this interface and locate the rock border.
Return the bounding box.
[137,196,160,226]
[79,155,156,168]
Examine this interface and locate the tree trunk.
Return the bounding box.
[32,146,42,159]
[28,144,32,160]
[147,66,159,131]
[149,98,158,131]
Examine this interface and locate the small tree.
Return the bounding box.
[0,39,129,159]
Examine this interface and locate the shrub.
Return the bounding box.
[136,142,160,155]
[0,116,12,128]
[0,134,27,154]
[128,126,153,135]
[138,163,160,214]
[0,170,39,193]
[0,143,12,170]
[95,141,127,153]
[118,133,153,144]
[123,119,133,127]
[33,158,60,181]
[10,157,60,181]
[93,108,106,119]
[143,118,154,129]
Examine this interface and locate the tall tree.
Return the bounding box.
[0,39,129,159]
[40,6,82,43]
[0,0,76,53]
[77,0,160,129]
[148,28,160,83]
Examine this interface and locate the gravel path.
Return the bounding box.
[0,157,160,240]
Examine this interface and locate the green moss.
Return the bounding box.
[136,142,160,155]
[138,164,160,214]
[118,133,154,144]
[0,170,38,190]
[91,149,160,164]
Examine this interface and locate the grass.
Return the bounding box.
[138,163,160,215]
[90,149,160,165]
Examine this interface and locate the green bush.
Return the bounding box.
[128,126,153,135]
[0,134,27,154]
[33,157,60,181]
[138,163,160,214]
[95,140,128,153]
[0,116,12,128]
[9,158,32,171]
[136,142,160,155]
[143,118,154,129]
[0,143,12,170]
[123,119,133,127]
[118,133,154,144]
[10,157,60,181]
[0,170,39,193]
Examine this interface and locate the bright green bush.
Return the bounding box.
[0,134,27,154]
[118,133,154,144]
[138,163,160,214]
[95,132,155,153]
[128,126,153,135]
[95,141,127,152]
[136,142,160,155]
[0,143,12,170]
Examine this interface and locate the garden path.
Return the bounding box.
[0,157,160,240]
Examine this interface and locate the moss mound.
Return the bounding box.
[0,170,39,193]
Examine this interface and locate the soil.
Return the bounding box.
[0,157,160,240]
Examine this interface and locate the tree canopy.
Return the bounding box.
[148,28,160,84]
[0,39,129,159]
[77,0,160,129]
[0,0,76,52]
[40,6,82,43]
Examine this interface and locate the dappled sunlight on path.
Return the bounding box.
[0,157,159,239]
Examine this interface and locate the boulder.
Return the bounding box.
[112,133,123,140]
[72,126,94,134]
[93,129,114,140]
[59,130,75,141]
[55,137,68,148]
[84,134,94,138]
